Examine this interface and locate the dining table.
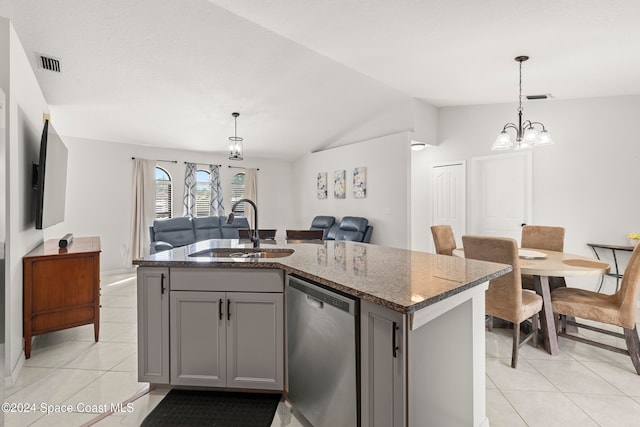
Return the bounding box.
[452,248,610,355]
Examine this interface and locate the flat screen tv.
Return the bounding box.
[33,119,68,230]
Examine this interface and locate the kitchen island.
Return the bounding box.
[134,239,510,427]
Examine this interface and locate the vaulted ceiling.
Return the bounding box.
[3,0,640,159]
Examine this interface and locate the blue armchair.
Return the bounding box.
[323,216,373,243]
[310,216,336,239]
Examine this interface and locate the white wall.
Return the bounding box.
[293,132,411,249]
[411,95,640,293]
[44,137,296,272]
[1,18,49,384]
[0,89,5,247]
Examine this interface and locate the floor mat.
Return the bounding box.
[141,389,281,427]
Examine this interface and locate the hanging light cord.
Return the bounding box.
[517,59,523,116]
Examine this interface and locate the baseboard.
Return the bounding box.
[4,347,25,389]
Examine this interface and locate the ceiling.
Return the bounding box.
[2,0,640,160]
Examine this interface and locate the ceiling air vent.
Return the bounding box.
[36,53,62,73]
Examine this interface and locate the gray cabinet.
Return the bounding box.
[360,300,406,427]
[169,268,284,390]
[170,291,226,387]
[362,285,491,427]
[137,267,170,384]
[226,292,283,390]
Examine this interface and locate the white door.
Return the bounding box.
[432,162,466,248]
[470,151,532,242]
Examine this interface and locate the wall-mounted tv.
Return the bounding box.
[33,119,68,230]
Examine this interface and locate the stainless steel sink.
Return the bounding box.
[189,248,295,258]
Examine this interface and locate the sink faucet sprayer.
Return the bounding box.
[227,198,259,248]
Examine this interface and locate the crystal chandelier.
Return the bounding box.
[228,112,243,160]
[492,56,554,151]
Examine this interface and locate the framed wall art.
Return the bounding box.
[317,172,327,199]
[334,169,346,199]
[353,167,367,198]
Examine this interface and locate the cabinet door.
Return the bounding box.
[361,300,406,427]
[227,292,284,390]
[137,267,169,383]
[170,291,226,387]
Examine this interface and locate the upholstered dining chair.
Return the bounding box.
[462,235,543,368]
[521,225,567,292]
[552,244,640,375]
[431,225,457,256]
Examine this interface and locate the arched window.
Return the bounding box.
[230,172,245,215]
[155,167,173,219]
[195,169,211,217]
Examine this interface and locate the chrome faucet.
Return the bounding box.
[227,198,260,248]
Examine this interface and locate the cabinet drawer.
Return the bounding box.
[170,268,284,292]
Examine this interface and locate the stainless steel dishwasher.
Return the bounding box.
[287,275,359,427]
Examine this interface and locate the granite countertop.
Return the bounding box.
[134,239,511,314]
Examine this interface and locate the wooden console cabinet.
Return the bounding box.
[23,236,101,358]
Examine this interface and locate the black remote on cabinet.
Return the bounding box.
[59,233,74,248]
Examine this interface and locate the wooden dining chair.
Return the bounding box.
[462,235,543,368]
[431,225,456,256]
[521,225,567,291]
[238,229,277,240]
[552,244,640,375]
[286,229,324,243]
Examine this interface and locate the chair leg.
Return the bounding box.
[532,314,539,348]
[487,315,494,331]
[512,322,521,368]
[560,314,568,334]
[623,326,640,375]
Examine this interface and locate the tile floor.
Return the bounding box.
[4,272,640,426]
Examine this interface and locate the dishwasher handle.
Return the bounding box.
[288,276,355,315]
[305,295,324,309]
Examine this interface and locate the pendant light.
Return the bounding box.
[492,56,554,151]
[229,112,243,160]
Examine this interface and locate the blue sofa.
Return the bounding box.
[149,216,250,253]
[310,216,373,243]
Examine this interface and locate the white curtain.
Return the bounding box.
[244,168,258,229]
[209,165,224,216]
[129,158,156,264]
[183,162,197,217]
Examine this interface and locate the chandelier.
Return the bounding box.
[229,112,243,160]
[492,56,554,151]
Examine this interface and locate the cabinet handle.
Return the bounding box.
[392,321,399,358]
[227,299,231,320]
[219,299,223,320]
[160,273,166,294]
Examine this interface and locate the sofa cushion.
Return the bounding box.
[193,216,222,241]
[335,229,365,242]
[153,217,196,247]
[310,215,335,238]
[339,217,368,232]
[335,217,369,242]
[220,215,250,238]
[310,216,335,229]
[325,224,340,240]
[362,225,374,243]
